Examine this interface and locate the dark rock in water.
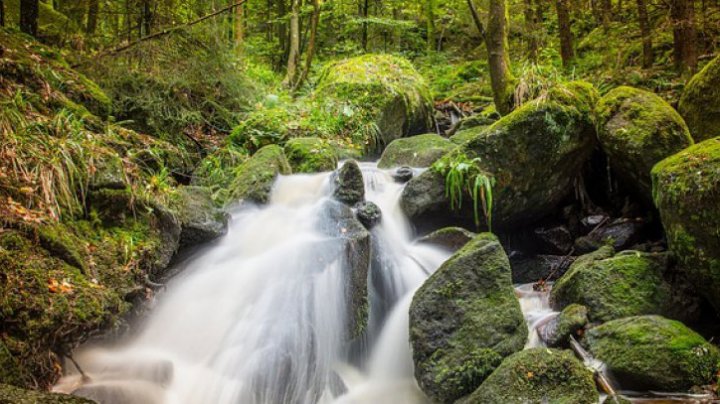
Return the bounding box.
[534,225,573,255]
[174,186,229,249]
[392,166,414,183]
[400,169,446,219]
[410,233,527,403]
[574,218,644,253]
[551,247,700,323]
[0,384,94,403]
[354,201,382,229]
[333,160,365,206]
[539,304,589,348]
[459,348,598,404]
[73,381,165,403]
[508,252,575,284]
[147,202,182,279]
[584,315,720,391]
[417,226,476,252]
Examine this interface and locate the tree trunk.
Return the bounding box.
[426,0,436,51]
[296,0,320,89]
[486,0,515,115]
[467,0,485,39]
[278,0,288,68]
[361,0,369,51]
[20,0,39,37]
[670,0,698,74]
[524,0,539,61]
[602,0,612,28]
[86,0,99,35]
[284,0,301,87]
[141,0,152,35]
[0,0,5,28]
[556,0,575,67]
[636,0,653,68]
[235,1,244,53]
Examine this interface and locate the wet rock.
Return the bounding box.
[551,248,698,323]
[573,218,644,253]
[227,144,292,205]
[417,226,476,252]
[652,137,720,313]
[460,348,598,404]
[580,214,608,232]
[410,233,527,403]
[534,225,573,255]
[174,186,229,249]
[0,384,93,403]
[392,166,414,183]
[333,160,365,206]
[595,86,694,200]
[377,133,455,168]
[401,82,598,229]
[73,381,165,403]
[89,154,126,190]
[354,201,382,229]
[584,315,720,391]
[678,55,720,141]
[539,304,589,348]
[508,252,575,284]
[284,137,339,173]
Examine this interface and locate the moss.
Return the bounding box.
[450,127,485,145]
[551,249,677,323]
[229,107,294,152]
[652,137,720,312]
[284,137,338,173]
[0,383,93,403]
[545,304,589,347]
[226,145,292,205]
[584,315,720,391]
[410,233,527,402]
[462,348,598,404]
[417,226,476,251]
[596,86,693,199]
[377,133,455,169]
[678,55,720,141]
[3,0,81,44]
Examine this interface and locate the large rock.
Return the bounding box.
[417,226,476,252]
[409,233,527,402]
[173,186,229,249]
[596,86,693,199]
[401,82,598,229]
[0,384,93,403]
[227,144,292,204]
[461,348,598,404]
[377,133,455,168]
[333,160,365,205]
[539,304,589,348]
[652,137,720,312]
[284,137,338,173]
[551,247,695,323]
[678,55,720,141]
[317,54,434,147]
[584,315,720,391]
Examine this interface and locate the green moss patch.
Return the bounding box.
[377,133,455,168]
[678,55,720,142]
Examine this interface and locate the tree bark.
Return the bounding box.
[467,0,485,39]
[601,0,612,28]
[0,0,5,28]
[141,0,152,35]
[284,0,301,86]
[636,0,653,68]
[20,0,39,37]
[235,0,244,53]
[426,0,436,51]
[86,0,99,35]
[296,0,320,88]
[524,0,539,61]
[555,0,575,67]
[361,0,369,50]
[670,0,698,74]
[486,0,515,115]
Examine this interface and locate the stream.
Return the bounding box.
[54,162,553,404]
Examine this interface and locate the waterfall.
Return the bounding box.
[54,163,451,404]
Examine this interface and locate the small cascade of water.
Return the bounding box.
[515,283,557,349]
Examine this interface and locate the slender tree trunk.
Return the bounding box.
[20,0,39,37]
[486,0,515,115]
[556,0,575,66]
[602,0,612,28]
[467,0,485,39]
[524,0,539,62]
[141,0,152,35]
[278,0,288,68]
[0,0,5,27]
[670,0,698,74]
[636,0,653,68]
[235,1,244,53]
[361,0,369,50]
[426,0,436,51]
[296,0,320,89]
[86,0,99,35]
[284,0,301,86]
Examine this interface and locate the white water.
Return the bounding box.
[55,163,452,404]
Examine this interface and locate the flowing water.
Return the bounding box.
[55,162,555,404]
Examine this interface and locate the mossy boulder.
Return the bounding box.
[317,54,434,147]
[449,127,484,145]
[652,137,720,312]
[0,384,93,403]
[401,81,598,228]
[409,233,527,402]
[284,137,338,173]
[540,304,589,348]
[551,247,690,323]
[584,315,720,391]
[417,226,476,252]
[377,134,455,168]
[173,186,229,249]
[678,55,720,141]
[596,86,693,199]
[461,348,598,404]
[227,145,292,205]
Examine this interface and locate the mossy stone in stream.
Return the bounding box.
[652,137,720,313]
[541,304,589,348]
[595,86,693,200]
[284,137,339,173]
[0,383,94,403]
[333,160,365,205]
[377,134,455,168]
[173,186,229,249]
[461,348,598,404]
[678,55,720,141]
[401,81,598,229]
[550,248,686,323]
[417,226,476,252]
[227,144,292,205]
[409,233,527,403]
[584,315,720,391]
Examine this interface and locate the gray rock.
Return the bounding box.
[174,186,229,249]
[392,166,414,183]
[417,226,476,252]
[354,201,382,229]
[333,160,365,206]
